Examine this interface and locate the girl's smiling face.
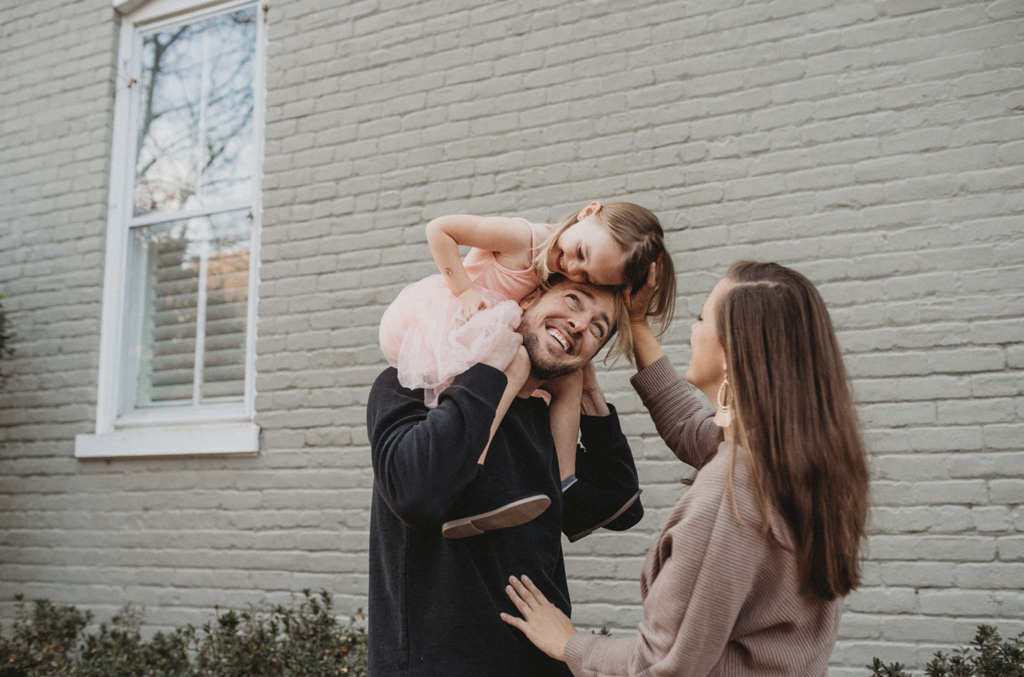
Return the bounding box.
[547,216,627,286]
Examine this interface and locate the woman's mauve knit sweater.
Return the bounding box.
[563,355,844,677]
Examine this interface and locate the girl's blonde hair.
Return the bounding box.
[533,202,676,362]
[718,260,869,600]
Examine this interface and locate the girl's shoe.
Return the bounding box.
[562,482,642,543]
[441,467,551,539]
[442,494,551,539]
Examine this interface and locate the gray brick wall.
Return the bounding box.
[1,0,1022,672]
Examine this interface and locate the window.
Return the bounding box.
[76,0,266,458]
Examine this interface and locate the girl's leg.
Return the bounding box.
[442,346,549,539]
[477,346,531,465]
[544,370,584,481]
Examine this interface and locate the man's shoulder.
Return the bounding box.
[367,367,418,430]
[371,366,401,393]
[368,364,509,418]
[368,366,402,404]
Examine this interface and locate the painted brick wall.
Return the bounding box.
[1,0,1022,672]
[0,0,123,613]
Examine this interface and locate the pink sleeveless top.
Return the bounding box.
[462,218,541,302]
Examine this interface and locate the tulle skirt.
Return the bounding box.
[379,275,523,408]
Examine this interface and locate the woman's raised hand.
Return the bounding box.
[501,575,577,663]
[623,260,658,324]
[623,261,666,370]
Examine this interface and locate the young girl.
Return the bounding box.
[378,201,676,538]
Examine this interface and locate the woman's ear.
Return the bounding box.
[577,201,603,221]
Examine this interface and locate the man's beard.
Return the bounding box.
[520,326,577,382]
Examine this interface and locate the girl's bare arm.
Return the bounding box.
[425,215,534,293]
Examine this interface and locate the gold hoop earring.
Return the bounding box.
[714,378,732,428]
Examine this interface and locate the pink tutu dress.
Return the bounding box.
[379,219,542,408]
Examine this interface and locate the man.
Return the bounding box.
[366,278,643,676]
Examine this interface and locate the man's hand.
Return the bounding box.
[458,287,492,319]
[480,329,523,373]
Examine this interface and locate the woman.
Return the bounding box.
[501,260,870,676]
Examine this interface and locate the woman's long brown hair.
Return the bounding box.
[718,260,869,600]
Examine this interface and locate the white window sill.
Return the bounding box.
[75,421,259,459]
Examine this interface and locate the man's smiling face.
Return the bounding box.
[516,280,616,381]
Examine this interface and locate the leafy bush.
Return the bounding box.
[869,625,1024,677]
[0,590,367,677]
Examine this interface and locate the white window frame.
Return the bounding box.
[75,0,266,458]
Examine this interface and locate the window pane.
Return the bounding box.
[202,9,256,205]
[133,7,256,216]
[202,213,249,401]
[130,221,199,406]
[127,211,250,409]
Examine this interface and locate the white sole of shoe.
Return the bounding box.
[442,494,552,539]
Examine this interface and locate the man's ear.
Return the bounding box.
[520,287,542,310]
[577,201,602,221]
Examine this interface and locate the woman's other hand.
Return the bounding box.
[501,575,577,662]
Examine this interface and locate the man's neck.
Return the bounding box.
[517,376,543,398]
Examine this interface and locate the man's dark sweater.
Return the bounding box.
[367,363,642,677]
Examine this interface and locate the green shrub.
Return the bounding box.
[0,596,92,676]
[0,590,367,677]
[869,625,1024,677]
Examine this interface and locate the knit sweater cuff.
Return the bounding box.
[564,632,599,676]
[629,354,679,400]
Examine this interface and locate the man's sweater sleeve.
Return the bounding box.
[366,363,507,530]
[570,406,644,531]
[563,455,769,677]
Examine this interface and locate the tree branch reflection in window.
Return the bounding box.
[134,7,256,215]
